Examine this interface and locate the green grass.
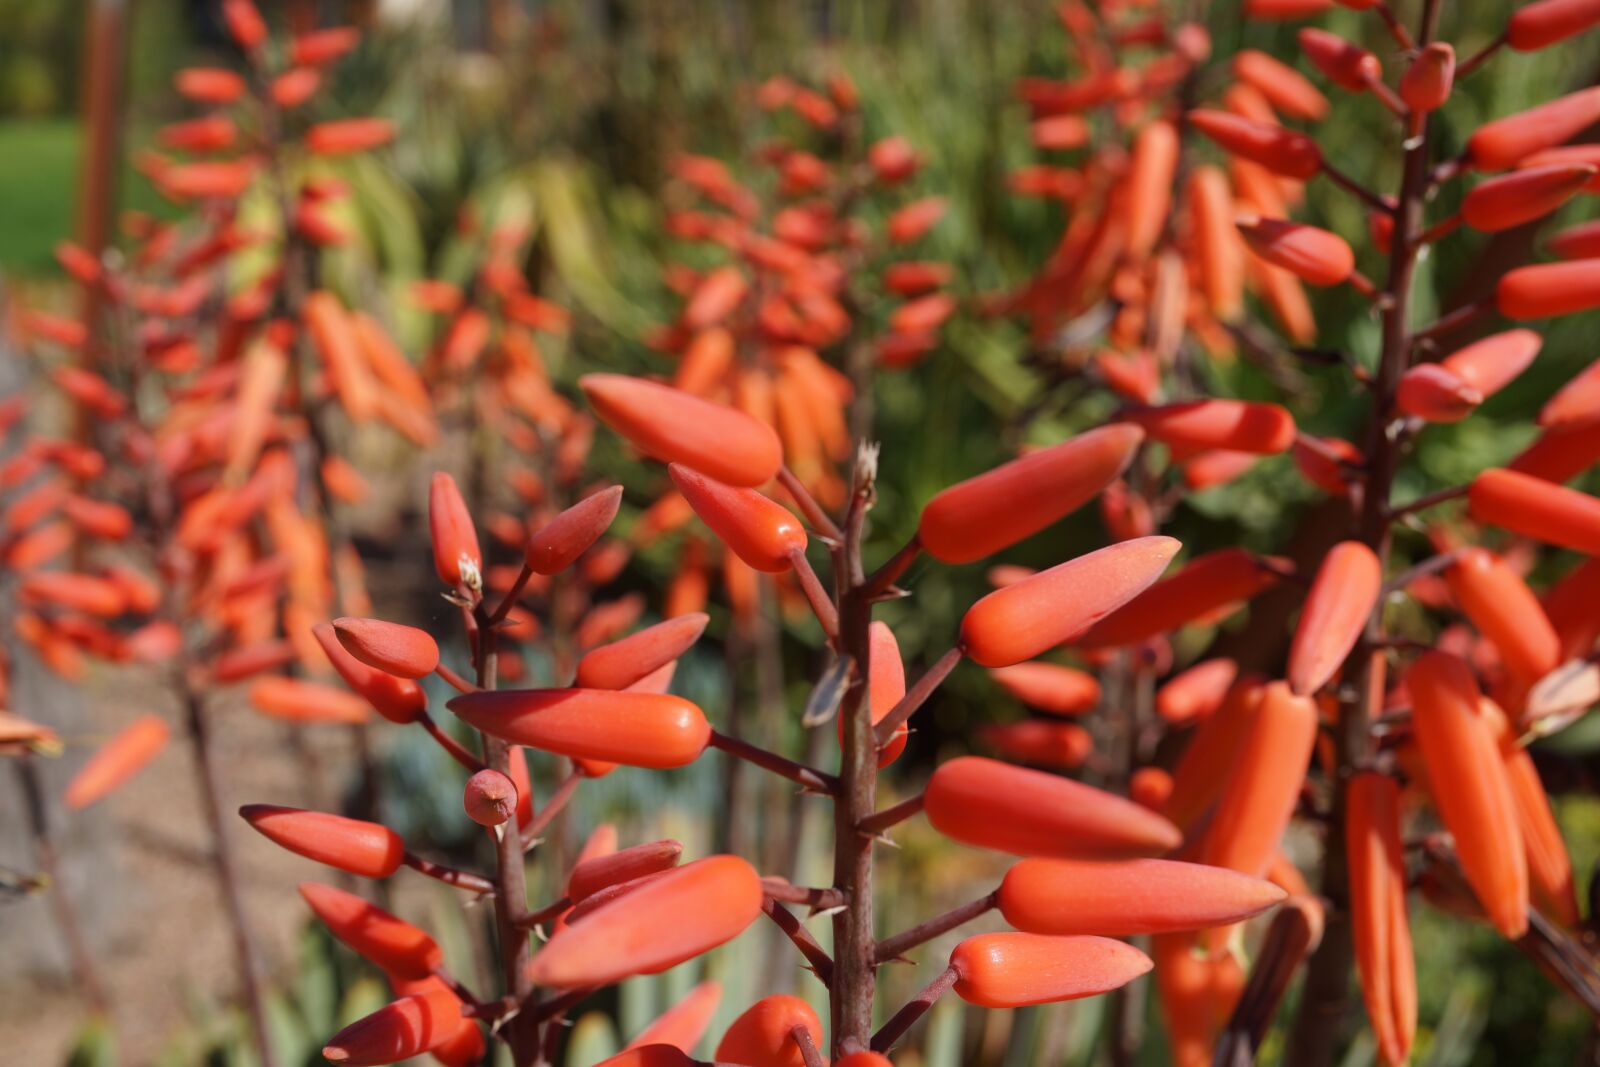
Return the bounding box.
[0,118,174,276]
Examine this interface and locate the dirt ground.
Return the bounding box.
[0,655,375,1065]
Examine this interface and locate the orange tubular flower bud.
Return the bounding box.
[1077,548,1281,650]
[1399,43,1455,113]
[1407,652,1529,938]
[1189,110,1322,180]
[1188,166,1245,320]
[1152,932,1245,1067]
[569,840,683,902]
[528,855,762,988]
[682,266,749,330]
[582,373,782,487]
[1511,420,1600,482]
[626,981,722,1052]
[597,1049,696,1067]
[960,536,1181,667]
[576,613,708,690]
[1468,88,1600,170]
[917,424,1144,563]
[291,26,361,66]
[1501,258,1600,317]
[1470,467,1600,554]
[312,623,426,724]
[462,769,518,827]
[1346,772,1416,1067]
[950,933,1153,1008]
[448,689,711,768]
[1287,541,1382,696]
[1485,705,1580,925]
[1438,328,1541,399]
[980,720,1093,769]
[525,486,623,575]
[1550,218,1600,260]
[1297,29,1380,92]
[63,714,170,809]
[1156,658,1239,723]
[221,0,266,49]
[429,472,481,589]
[249,677,370,726]
[174,67,246,103]
[1444,548,1561,683]
[322,989,463,1065]
[1463,164,1595,232]
[240,804,405,878]
[1540,357,1600,430]
[1233,50,1329,119]
[925,755,1182,858]
[1123,399,1296,455]
[999,857,1285,936]
[714,995,823,1067]
[1509,0,1600,50]
[299,881,443,979]
[1125,121,1180,260]
[305,118,395,156]
[668,464,806,573]
[988,662,1102,716]
[1237,218,1354,287]
[1198,682,1319,877]
[333,617,441,679]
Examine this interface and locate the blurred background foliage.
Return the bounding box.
[9,0,1600,1064]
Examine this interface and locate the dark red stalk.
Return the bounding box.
[1288,0,1443,1058]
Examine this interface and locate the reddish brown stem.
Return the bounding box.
[762,896,836,986]
[16,754,108,1013]
[862,535,923,599]
[522,768,583,850]
[871,965,959,1053]
[434,662,480,695]
[857,791,926,836]
[709,730,839,794]
[874,890,999,963]
[403,852,496,894]
[779,465,844,542]
[762,878,845,910]
[421,712,487,773]
[789,548,841,640]
[793,1025,826,1067]
[873,645,965,744]
[1289,1,1443,1058]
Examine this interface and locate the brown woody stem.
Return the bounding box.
[762,896,835,986]
[779,465,844,543]
[874,645,964,744]
[871,965,960,1053]
[789,548,841,640]
[794,1025,826,1067]
[710,730,840,794]
[762,878,845,910]
[1386,482,1468,522]
[858,791,926,836]
[404,852,496,894]
[434,662,480,695]
[522,768,583,850]
[874,890,999,963]
[421,712,487,773]
[1289,0,1443,1058]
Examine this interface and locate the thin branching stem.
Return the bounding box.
[709,730,840,794]
[871,965,960,1053]
[874,891,999,963]
[873,645,965,744]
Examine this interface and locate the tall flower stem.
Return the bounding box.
[1288,2,1439,1058]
